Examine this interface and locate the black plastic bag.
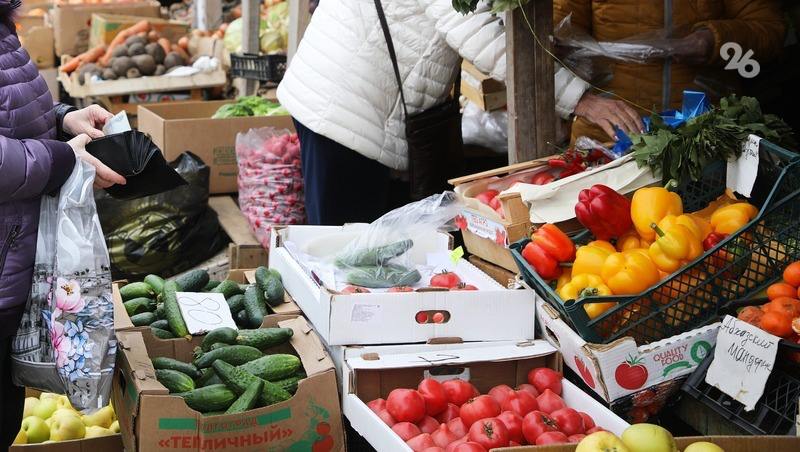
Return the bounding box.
[95,152,228,280]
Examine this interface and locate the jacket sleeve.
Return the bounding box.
[554,0,593,33]
[53,103,77,141]
[0,135,76,203]
[555,65,590,119]
[695,0,785,66]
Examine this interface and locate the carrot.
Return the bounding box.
[178,36,189,51]
[100,20,151,66]
[157,38,171,55]
[147,30,159,42]
[171,44,190,61]
[61,45,107,74]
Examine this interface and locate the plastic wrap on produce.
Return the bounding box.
[236,127,305,249]
[462,101,508,153]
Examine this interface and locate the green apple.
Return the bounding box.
[110,420,120,433]
[577,432,631,452]
[51,408,81,422]
[20,416,50,444]
[31,398,58,420]
[621,424,678,452]
[50,414,86,441]
[82,406,115,428]
[23,397,40,418]
[84,426,115,438]
[684,442,725,452]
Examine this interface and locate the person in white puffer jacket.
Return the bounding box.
[277,0,629,225]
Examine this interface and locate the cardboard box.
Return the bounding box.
[537,296,720,403]
[511,436,800,452]
[90,13,190,48]
[10,435,123,451]
[113,315,345,452]
[461,60,506,112]
[269,225,537,345]
[51,1,160,56]
[468,254,517,287]
[337,340,629,451]
[209,196,269,270]
[138,101,294,194]
[17,12,55,69]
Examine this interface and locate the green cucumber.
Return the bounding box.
[163,281,189,338]
[346,264,421,288]
[237,354,301,381]
[203,280,222,291]
[130,312,157,326]
[201,327,239,352]
[156,369,195,393]
[155,303,165,320]
[152,357,201,379]
[150,327,175,339]
[236,328,293,350]
[119,282,155,301]
[227,294,245,314]
[212,280,244,299]
[335,239,414,268]
[242,286,268,329]
[193,345,263,369]
[195,368,221,387]
[212,361,291,406]
[123,297,155,316]
[224,380,263,414]
[144,274,166,294]
[271,375,303,394]
[235,309,249,328]
[177,384,236,412]
[150,319,170,330]
[175,270,210,292]
[255,267,284,307]
[209,343,229,351]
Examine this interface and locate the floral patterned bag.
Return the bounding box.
[11,160,116,411]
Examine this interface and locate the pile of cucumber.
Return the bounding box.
[119,266,286,339]
[152,326,306,415]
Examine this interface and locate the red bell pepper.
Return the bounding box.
[522,241,561,280]
[702,232,748,279]
[574,184,633,241]
[522,224,575,280]
[702,232,728,251]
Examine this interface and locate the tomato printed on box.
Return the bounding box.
[458,210,508,246]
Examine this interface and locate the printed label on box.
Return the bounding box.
[351,304,381,324]
[456,210,507,246]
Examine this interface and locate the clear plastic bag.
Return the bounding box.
[12,160,116,412]
[461,101,508,154]
[236,127,305,248]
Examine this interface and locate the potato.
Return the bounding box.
[132,54,156,76]
[144,42,165,65]
[111,45,128,58]
[154,64,166,76]
[127,42,146,56]
[163,52,184,70]
[111,56,134,77]
[102,68,118,80]
[126,67,141,78]
[124,35,147,48]
[77,63,99,85]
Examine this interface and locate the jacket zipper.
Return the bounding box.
[0,224,21,277]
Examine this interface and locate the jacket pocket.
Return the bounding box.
[0,224,21,278]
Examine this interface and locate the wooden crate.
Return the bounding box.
[208,196,268,270]
[461,60,506,111]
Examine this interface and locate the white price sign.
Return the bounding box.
[726,134,761,197]
[705,315,779,411]
[177,292,237,334]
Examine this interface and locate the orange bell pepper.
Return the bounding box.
[601,249,660,295]
[710,203,758,234]
[616,230,652,252]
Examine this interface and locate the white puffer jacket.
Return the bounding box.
[277,0,589,170]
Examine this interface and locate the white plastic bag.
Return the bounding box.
[461,101,508,154]
[12,160,116,411]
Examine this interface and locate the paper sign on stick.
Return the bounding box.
[705,315,779,411]
[177,292,237,334]
[726,134,760,198]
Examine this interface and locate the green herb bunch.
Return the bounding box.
[452,0,526,14]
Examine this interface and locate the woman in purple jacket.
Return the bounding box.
[0,0,125,446]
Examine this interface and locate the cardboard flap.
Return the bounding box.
[278,316,334,377]
[117,331,169,396]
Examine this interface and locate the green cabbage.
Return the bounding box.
[212,103,254,119]
[212,98,287,118]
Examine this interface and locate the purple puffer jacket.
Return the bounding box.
[0,4,77,316]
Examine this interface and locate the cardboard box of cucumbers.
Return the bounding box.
[113,315,344,452]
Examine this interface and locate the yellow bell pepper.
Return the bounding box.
[556,267,572,292]
[710,202,758,234]
[616,230,652,252]
[573,241,615,276]
[647,223,703,273]
[630,183,683,241]
[558,273,616,319]
[658,214,709,241]
[601,249,660,295]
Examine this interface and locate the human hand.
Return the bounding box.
[573,93,644,140]
[672,28,714,65]
[68,134,126,189]
[63,104,114,139]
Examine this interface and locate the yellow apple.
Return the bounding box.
[50,414,86,441]
[84,426,115,438]
[577,432,631,452]
[684,442,725,452]
[54,395,74,411]
[13,430,27,445]
[20,416,50,444]
[110,420,120,433]
[23,397,40,418]
[51,408,81,422]
[38,392,60,401]
[44,418,53,429]
[82,406,115,428]
[621,424,678,452]
[31,398,58,420]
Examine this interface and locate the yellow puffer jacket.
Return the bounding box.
[555,0,786,142]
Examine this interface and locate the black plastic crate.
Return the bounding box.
[510,139,800,345]
[682,347,800,435]
[231,53,287,83]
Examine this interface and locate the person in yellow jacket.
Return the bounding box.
[555,0,786,143]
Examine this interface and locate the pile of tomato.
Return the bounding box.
[366,368,607,451]
[737,261,800,341]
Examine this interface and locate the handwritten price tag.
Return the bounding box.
[726,134,760,198]
[704,315,779,411]
[177,292,238,334]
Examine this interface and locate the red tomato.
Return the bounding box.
[550,408,585,436]
[432,312,446,323]
[421,448,445,452]
[585,426,606,434]
[417,416,440,434]
[475,190,499,206]
[389,286,415,293]
[516,383,539,398]
[468,418,509,449]
[453,443,487,452]
[536,431,569,445]
[435,404,460,423]
[527,368,563,395]
[447,418,468,438]
[377,409,396,426]
[536,389,566,414]
[392,422,422,441]
[367,398,386,414]
[488,196,502,211]
[407,433,436,452]
[496,411,524,444]
[431,423,460,448]
[521,411,559,444]
[418,379,448,416]
[444,435,468,452]
[508,440,521,446]
[431,271,462,289]
[442,380,479,406]
[416,312,430,323]
[488,384,515,406]
[614,360,649,390]
[459,395,501,428]
[568,434,586,443]
[341,285,370,294]
[387,389,427,423]
[579,412,595,430]
[501,390,539,417]
[453,283,478,291]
